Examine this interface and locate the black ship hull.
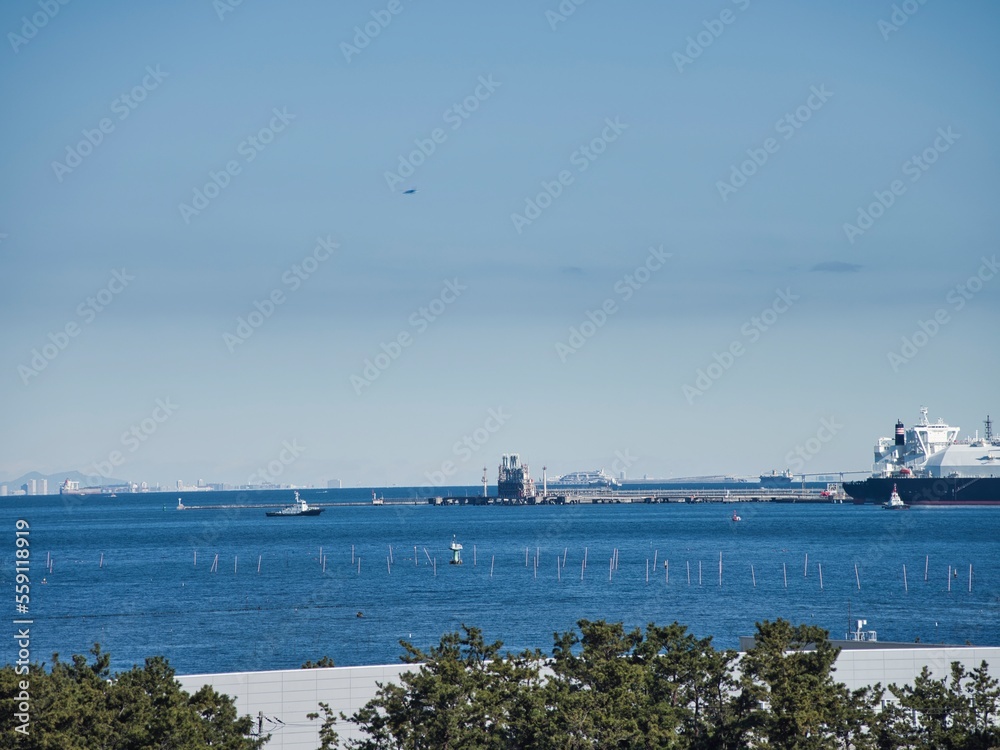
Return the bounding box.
[843,477,1000,506]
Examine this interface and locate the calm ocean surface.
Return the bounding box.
[2,490,999,675]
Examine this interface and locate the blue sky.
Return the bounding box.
[2,0,999,488]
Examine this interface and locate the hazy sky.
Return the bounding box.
[2,1,999,488]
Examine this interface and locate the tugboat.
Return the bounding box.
[882,484,910,511]
[265,491,324,517]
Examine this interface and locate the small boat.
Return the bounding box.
[731,512,742,522]
[266,491,324,517]
[882,484,910,511]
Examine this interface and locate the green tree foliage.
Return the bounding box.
[302,656,337,669]
[338,620,999,750]
[879,660,1000,749]
[0,644,265,749]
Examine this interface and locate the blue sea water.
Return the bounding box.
[2,491,999,675]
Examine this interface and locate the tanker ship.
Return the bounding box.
[842,408,1000,506]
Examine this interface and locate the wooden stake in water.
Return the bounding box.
[925,555,929,582]
[357,558,361,575]
[783,563,787,589]
[387,556,391,575]
[414,546,418,566]
[855,563,861,590]
[473,545,476,567]
[665,559,669,585]
[490,555,495,578]
[424,547,433,565]
[818,563,823,590]
[351,545,355,565]
[698,561,702,586]
[581,558,585,581]
[389,545,393,564]
[194,550,197,567]
[584,547,588,569]
[322,555,327,573]
[525,548,529,567]
[99,553,104,568]
[969,564,973,592]
[234,555,238,574]
[804,553,808,578]
[563,548,568,567]
[258,555,262,574]
[719,552,723,587]
[652,550,658,569]
[687,561,691,586]
[646,559,649,584]
[751,564,756,588]
[948,565,951,591]
[903,564,908,593]
[558,559,561,582]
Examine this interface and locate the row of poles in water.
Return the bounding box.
[173,547,979,593]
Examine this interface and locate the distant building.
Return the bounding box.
[27,479,37,495]
[0,485,7,497]
[327,479,342,489]
[39,478,48,495]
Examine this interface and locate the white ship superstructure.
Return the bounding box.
[873,407,960,477]
[550,469,620,487]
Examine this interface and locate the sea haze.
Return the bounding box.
[3,495,998,675]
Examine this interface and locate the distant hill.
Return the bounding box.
[3,470,130,492]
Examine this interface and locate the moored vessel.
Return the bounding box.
[843,409,1000,506]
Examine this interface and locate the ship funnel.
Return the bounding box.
[895,420,905,446]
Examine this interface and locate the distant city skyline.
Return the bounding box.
[2,2,998,489]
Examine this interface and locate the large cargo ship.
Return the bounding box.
[842,408,1000,506]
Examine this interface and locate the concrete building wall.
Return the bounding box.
[178,647,1000,750]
